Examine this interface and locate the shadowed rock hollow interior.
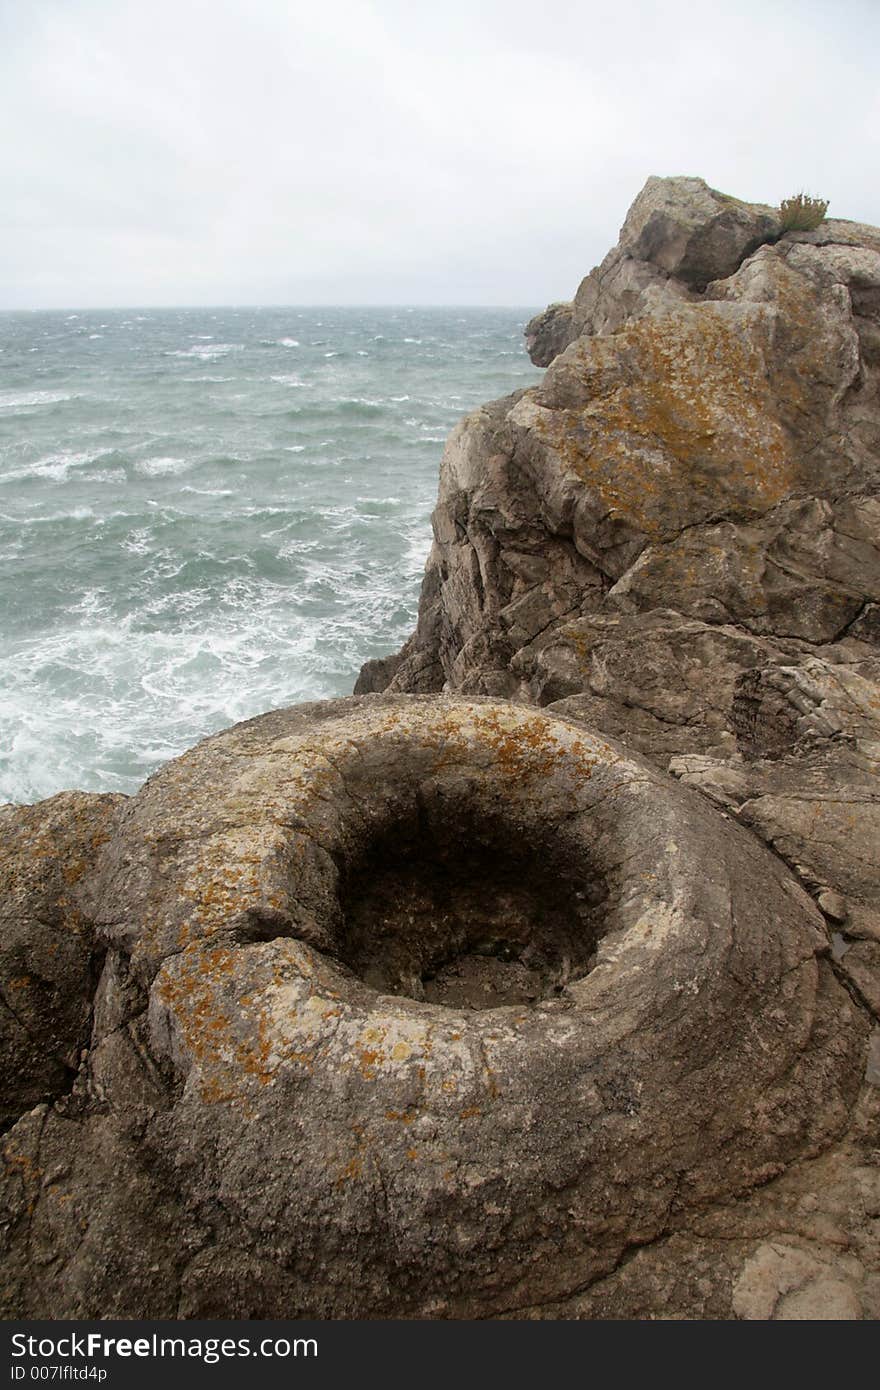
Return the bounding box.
[335,796,607,1009]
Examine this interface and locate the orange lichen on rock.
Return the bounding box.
[531,306,795,538]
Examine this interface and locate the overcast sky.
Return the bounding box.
[1,0,877,309]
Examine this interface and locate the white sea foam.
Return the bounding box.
[0,448,114,484]
[119,528,155,555]
[404,521,433,576]
[134,456,191,477]
[277,338,300,347]
[0,389,75,411]
[0,306,540,803]
[168,343,240,360]
[24,506,98,524]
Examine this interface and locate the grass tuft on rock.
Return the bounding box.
[779,192,829,231]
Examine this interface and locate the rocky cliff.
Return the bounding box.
[358,174,880,998]
[2,177,879,1320]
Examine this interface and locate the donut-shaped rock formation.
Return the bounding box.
[59,694,859,1317]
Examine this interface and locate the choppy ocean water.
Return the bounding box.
[0,307,540,803]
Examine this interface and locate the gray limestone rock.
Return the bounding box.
[0,697,865,1316]
[362,182,880,990]
[617,175,780,289]
[342,176,880,1316]
[524,301,575,367]
[0,793,124,1132]
[524,175,781,370]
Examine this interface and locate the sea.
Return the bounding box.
[0,307,540,804]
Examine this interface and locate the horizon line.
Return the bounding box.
[0,301,544,315]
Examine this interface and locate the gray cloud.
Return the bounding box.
[1,0,877,308]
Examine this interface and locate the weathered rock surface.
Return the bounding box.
[524,302,576,368]
[4,174,880,1319]
[365,175,880,941]
[0,697,867,1316]
[389,221,880,705]
[351,174,880,1315]
[511,1081,880,1319]
[0,793,123,1132]
[525,176,782,364]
